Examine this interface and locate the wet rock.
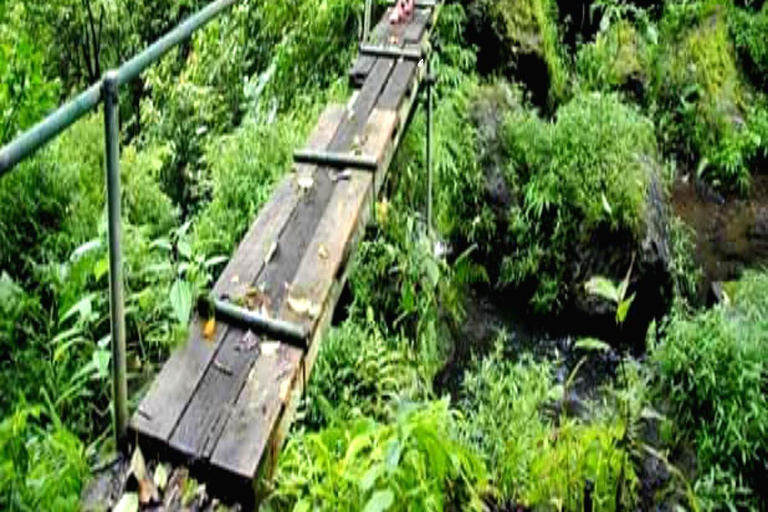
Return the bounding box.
[468,83,522,215]
[466,0,566,109]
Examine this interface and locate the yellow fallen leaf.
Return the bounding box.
[203,318,216,340]
[318,243,329,260]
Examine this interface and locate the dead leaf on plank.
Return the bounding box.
[230,274,240,284]
[236,330,260,353]
[265,241,278,265]
[261,341,280,357]
[287,296,321,320]
[138,477,159,505]
[297,172,314,191]
[203,317,216,341]
[279,379,292,404]
[318,243,329,260]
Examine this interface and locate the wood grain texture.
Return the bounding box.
[131,105,346,446]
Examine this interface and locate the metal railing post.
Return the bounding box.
[426,56,434,234]
[363,0,373,42]
[103,71,128,445]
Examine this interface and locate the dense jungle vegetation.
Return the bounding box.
[0,0,766,510]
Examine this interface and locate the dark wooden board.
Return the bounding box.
[349,6,428,87]
[131,105,347,446]
[209,110,399,480]
[166,56,396,467]
[377,61,418,111]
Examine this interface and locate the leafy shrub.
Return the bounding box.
[350,210,458,380]
[0,406,87,511]
[266,400,488,512]
[0,115,104,279]
[447,89,656,311]
[460,341,638,509]
[301,318,428,430]
[192,115,306,257]
[652,271,768,508]
[668,216,703,304]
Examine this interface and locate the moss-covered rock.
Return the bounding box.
[654,3,764,192]
[444,85,672,346]
[466,0,567,109]
[576,20,652,100]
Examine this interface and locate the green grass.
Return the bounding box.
[652,271,768,509]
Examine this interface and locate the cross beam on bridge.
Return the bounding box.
[130,2,441,501]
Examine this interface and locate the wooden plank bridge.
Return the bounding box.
[130,2,441,496]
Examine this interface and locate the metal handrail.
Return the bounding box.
[0,0,240,446]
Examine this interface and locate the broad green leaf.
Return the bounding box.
[585,276,619,304]
[292,499,311,512]
[601,193,613,217]
[616,293,636,324]
[170,279,193,324]
[94,256,110,281]
[575,337,612,353]
[70,239,102,261]
[363,489,395,512]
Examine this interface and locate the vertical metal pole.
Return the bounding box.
[426,56,434,235]
[363,0,373,42]
[103,71,128,445]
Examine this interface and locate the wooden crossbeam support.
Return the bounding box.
[358,43,424,61]
[293,149,379,172]
[206,299,308,349]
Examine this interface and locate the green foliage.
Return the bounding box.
[301,318,428,430]
[668,216,703,304]
[444,89,655,311]
[0,2,60,144]
[266,400,488,512]
[0,406,87,511]
[192,114,307,257]
[576,20,652,97]
[460,341,638,509]
[654,3,765,192]
[730,3,768,91]
[652,271,768,509]
[350,210,458,381]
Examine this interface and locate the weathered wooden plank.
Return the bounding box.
[130,104,346,446]
[403,8,431,43]
[350,6,421,87]
[377,61,418,111]
[165,63,393,461]
[254,57,396,315]
[160,106,347,458]
[209,110,398,480]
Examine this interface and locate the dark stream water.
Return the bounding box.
[672,173,768,295]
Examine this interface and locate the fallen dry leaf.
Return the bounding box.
[318,243,329,260]
[138,477,159,505]
[203,317,216,340]
[278,379,292,404]
[261,341,280,357]
[237,330,260,353]
[297,172,314,191]
[230,274,240,284]
[287,296,321,320]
